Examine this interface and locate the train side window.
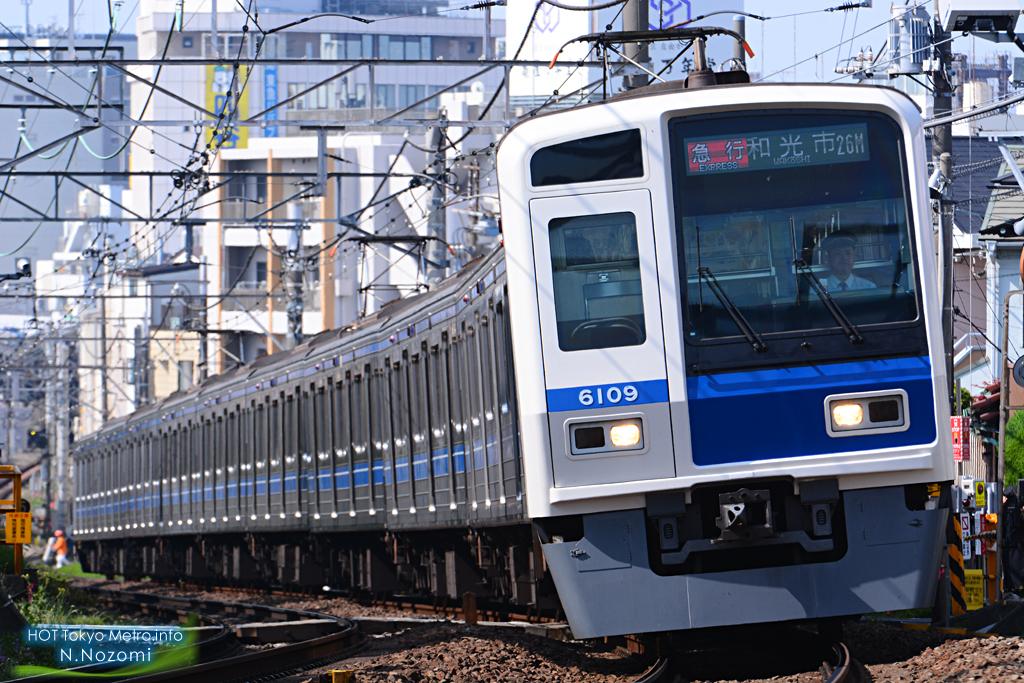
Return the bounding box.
[530,129,643,187]
[548,211,647,351]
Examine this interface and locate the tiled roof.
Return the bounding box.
[935,136,1005,234]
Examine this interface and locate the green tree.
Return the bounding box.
[1005,410,1024,486]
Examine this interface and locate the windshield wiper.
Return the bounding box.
[793,259,864,344]
[697,266,767,352]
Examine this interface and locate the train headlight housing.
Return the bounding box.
[568,417,645,456]
[610,423,641,447]
[831,403,863,427]
[826,390,908,437]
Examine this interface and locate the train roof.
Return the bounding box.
[76,247,506,451]
[498,80,921,155]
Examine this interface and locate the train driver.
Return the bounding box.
[821,230,876,292]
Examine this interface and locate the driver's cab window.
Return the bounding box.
[548,212,646,351]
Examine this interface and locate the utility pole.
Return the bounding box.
[211,0,219,58]
[98,231,109,420]
[622,0,649,90]
[484,5,492,60]
[733,16,746,70]
[425,110,449,285]
[932,5,954,401]
[284,204,304,349]
[67,0,75,60]
[21,0,31,38]
[54,340,68,532]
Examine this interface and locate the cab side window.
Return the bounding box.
[548,212,646,351]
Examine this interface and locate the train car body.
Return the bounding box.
[74,76,954,640]
[74,252,548,606]
[496,81,954,637]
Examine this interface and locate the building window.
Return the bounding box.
[127,278,138,297]
[256,261,267,285]
[183,36,193,48]
[340,81,366,108]
[376,36,430,60]
[467,40,475,54]
[399,85,426,110]
[374,84,395,110]
[287,83,306,110]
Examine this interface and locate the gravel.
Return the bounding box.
[70,579,416,619]
[69,580,1024,682]
[317,622,645,683]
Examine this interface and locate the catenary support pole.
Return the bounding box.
[425,110,449,285]
[285,208,304,350]
[933,6,954,402]
[996,290,1023,603]
[622,0,649,90]
[733,15,746,69]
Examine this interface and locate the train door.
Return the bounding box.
[142,437,151,529]
[160,432,169,527]
[299,385,313,518]
[408,351,430,514]
[529,190,675,487]
[284,391,300,520]
[391,355,412,514]
[268,396,281,519]
[311,384,324,521]
[335,374,354,516]
[238,404,251,523]
[447,327,469,514]
[370,364,391,514]
[351,370,371,513]
[195,422,204,526]
[133,438,142,530]
[428,335,453,519]
[212,415,221,523]
[170,429,181,526]
[477,307,504,515]
[256,402,270,520]
[203,417,214,524]
[319,380,337,519]
[227,409,238,522]
[491,294,522,515]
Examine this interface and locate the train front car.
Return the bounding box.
[497,83,954,638]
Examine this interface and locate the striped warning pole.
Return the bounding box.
[950,516,968,616]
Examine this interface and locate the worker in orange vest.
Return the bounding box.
[53,530,69,569]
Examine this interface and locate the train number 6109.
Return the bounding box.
[578,385,639,407]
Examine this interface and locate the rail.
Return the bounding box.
[7,586,364,683]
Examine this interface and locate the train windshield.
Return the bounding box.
[669,109,923,369]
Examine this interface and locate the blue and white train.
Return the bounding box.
[498,72,954,636]
[74,52,953,638]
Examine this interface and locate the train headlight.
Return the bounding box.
[825,390,908,437]
[569,417,645,455]
[610,423,641,447]
[832,403,863,427]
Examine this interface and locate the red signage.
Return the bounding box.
[951,416,970,462]
[687,138,750,174]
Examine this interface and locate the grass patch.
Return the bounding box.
[865,607,933,620]
[0,567,134,680]
[51,562,108,580]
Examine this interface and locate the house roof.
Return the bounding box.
[940,136,1005,234]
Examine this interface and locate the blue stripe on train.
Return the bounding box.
[546,378,670,413]
[687,356,937,466]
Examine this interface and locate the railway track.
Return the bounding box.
[634,627,866,683]
[9,587,364,683]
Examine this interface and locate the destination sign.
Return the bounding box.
[684,123,869,175]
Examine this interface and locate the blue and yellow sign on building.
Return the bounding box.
[206,65,249,150]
